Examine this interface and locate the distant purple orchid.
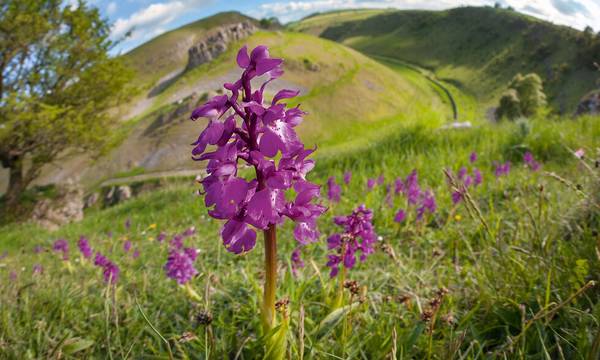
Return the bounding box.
[469,151,478,163]
[94,252,119,284]
[33,264,43,275]
[327,176,342,203]
[326,205,377,278]
[449,164,482,204]
[53,239,69,260]
[416,190,437,220]
[457,167,468,181]
[394,177,404,194]
[33,246,44,254]
[170,234,184,250]
[123,240,132,253]
[494,161,511,178]
[394,209,406,223]
[9,271,17,281]
[367,178,376,190]
[377,174,385,185]
[343,171,352,185]
[132,249,140,259]
[290,247,305,276]
[190,44,325,254]
[523,151,541,171]
[473,168,483,186]
[78,236,93,259]
[125,218,131,230]
[164,248,198,285]
[157,232,167,243]
[183,227,196,237]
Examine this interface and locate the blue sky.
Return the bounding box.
[82,0,600,53]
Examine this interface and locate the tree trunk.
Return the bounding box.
[4,158,24,207]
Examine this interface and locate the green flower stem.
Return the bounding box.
[262,224,278,333]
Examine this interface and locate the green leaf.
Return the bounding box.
[313,302,359,340]
[263,319,289,360]
[62,338,94,355]
[403,322,425,351]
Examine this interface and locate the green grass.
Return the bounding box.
[1,114,599,358]
[291,6,598,113]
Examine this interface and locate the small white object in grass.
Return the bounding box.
[441,121,472,130]
[377,236,383,241]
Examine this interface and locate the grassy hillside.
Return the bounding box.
[2,113,599,357]
[123,11,258,86]
[290,6,598,113]
[32,30,450,189]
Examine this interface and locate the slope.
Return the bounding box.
[30,29,449,190]
[290,6,599,113]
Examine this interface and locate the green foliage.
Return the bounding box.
[497,89,522,120]
[496,73,547,120]
[0,0,133,203]
[0,114,599,358]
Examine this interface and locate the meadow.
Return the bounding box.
[1,111,599,358]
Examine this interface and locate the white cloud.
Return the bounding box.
[257,0,600,30]
[107,1,118,15]
[111,0,210,41]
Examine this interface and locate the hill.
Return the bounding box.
[290,6,599,114]
[123,11,259,86]
[16,15,449,191]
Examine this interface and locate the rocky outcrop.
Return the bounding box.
[31,181,84,230]
[575,90,600,116]
[186,21,256,71]
[104,185,132,207]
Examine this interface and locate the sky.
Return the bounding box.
[83,0,600,54]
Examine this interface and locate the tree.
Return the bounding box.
[496,73,546,120]
[0,0,132,206]
[496,89,521,120]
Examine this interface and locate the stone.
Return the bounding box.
[84,192,99,209]
[575,90,600,116]
[104,185,132,206]
[186,21,256,71]
[32,181,84,230]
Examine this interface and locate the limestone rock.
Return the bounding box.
[186,21,256,71]
[575,90,600,116]
[32,182,84,230]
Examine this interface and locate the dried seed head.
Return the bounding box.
[275,298,290,312]
[398,294,411,304]
[343,280,360,296]
[195,310,213,326]
[178,332,198,343]
[421,309,434,322]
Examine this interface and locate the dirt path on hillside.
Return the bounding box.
[368,54,459,121]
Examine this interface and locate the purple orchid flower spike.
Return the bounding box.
[53,239,69,260]
[165,248,198,285]
[190,45,325,331]
[394,209,406,223]
[343,171,352,185]
[327,176,341,203]
[469,151,478,163]
[78,236,93,259]
[523,151,541,171]
[327,205,377,278]
[290,247,305,277]
[94,252,119,284]
[367,178,376,190]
